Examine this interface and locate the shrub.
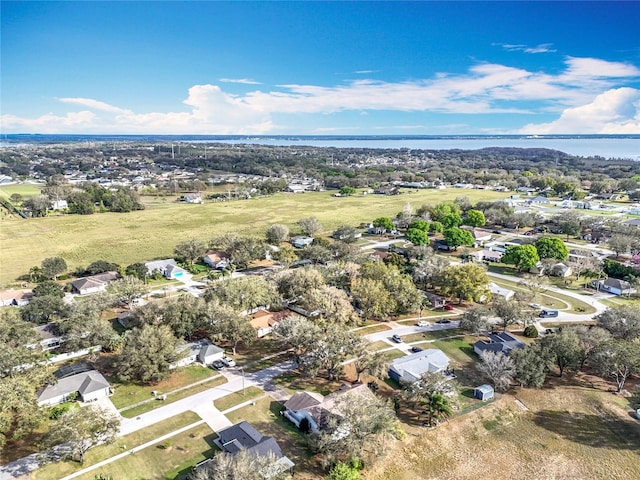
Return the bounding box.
[49,402,73,420]
[523,325,539,338]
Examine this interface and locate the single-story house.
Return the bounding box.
[472,249,503,263]
[172,340,224,368]
[34,323,64,351]
[461,227,492,246]
[214,421,294,476]
[203,250,230,270]
[527,196,549,205]
[0,288,33,307]
[291,236,314,248]
[145,259,189,280]
[592,278,636,296]
[489,282,515,300]
[474,384,495,401]
[388,349,451,384]
[434,239,452,251]
[474,332,525,356]
[51,199,68,210]
[37,366,112,406]
[283,384,376,433]
[72,271,119,295]
[183,192,203,204]
[250,309,293,337]
[422,291,446,309]
[369,250,390,261]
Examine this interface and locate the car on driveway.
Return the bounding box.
[417,320,430,327]
[443,304,454,311]
[529,303,543,310]
[210,360,225,370]
[391,334,403,343]
[221,356,236,367]
[410,346,423,353]
[436,318,451,324]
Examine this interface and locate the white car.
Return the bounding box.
[417,320,430,327]
[221,356,236,367]
[529,303,543,310]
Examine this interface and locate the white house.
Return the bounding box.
[172,340,224,368]
[291,236,314,248]
[592,278,636,296]
[488,282,515,301]
[51,199,68,210]
[37,368,112,406]
[183,193,203,204]
[388,349,450,384]
[145,259,189,280]
[0,289,33,307]
[71,271,119,295]
[203,251,231,270]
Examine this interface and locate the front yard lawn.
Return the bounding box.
[214,386,264,412]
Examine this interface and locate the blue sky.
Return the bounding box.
[1,1,639,134]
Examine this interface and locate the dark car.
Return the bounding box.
[210,360,225,370]
[410,346,423,353]
[436,318,451,324]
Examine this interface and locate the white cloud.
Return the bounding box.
[496,43,556,54]
[2,56,639,134]
[218,78,262,85]
[518,88,640,134]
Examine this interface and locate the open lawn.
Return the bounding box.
[32,412,202,480]
[72,424,217,480]
[213,386,264,411]
[365,381,640,480]
[354,323,393,336]
[0,183,43,199]
[0,189,508,285]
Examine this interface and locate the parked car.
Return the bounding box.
[210,360,225,370]
[539,309,559,318]
[410,346,423,353]
[529,303,543,310]
[221,356,236,367]
[443,304,454,311]
[391,334,403,343]
[417,320,430,327]
[436,319,451,324]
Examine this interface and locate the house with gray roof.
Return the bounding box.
[145,259,189,280]
[592,277,636,296]
[72,271,119,295]
[172,340,224,368]
[37,368,112,406]
[388,349,450,384]
[474,332,525,356]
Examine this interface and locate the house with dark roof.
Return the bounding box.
[72,271,119,295]
[37,366,112,406]
[388,349,450,384]
[473,332,525,356]
[592,277,636,296]
[212,421,294,476]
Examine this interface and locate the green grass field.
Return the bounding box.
[0,189,508,285]
[0,183,43,199]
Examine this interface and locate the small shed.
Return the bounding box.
[474,384,494,401]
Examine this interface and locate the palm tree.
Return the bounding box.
[423,392,453,427]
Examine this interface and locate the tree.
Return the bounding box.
[303,328,361,380]
[351,277,395,320]
[408,219,429,232]
[459,307,490,336]
[402,371,457,402]
[439,264,490,304]
[125,262,149,281]
[272,244,298,267]
[274,266,326,301]
[492,297,530,331]
[608,234,634,257]
[501,244,539,272]
[352,345,387,383]
[565,325,612,369]
[21,294,68,324]
[300,286,356,325]
[429,221,444,234]
[511,343,548,387]
[595,305,640,341]
[115,324,184,384]
[174,239,206,265]
[405,227,429,246]
[298,217,323,237]
[32,281,65,298]
[591,340,640,393]
[332,225,359,243]
[85,260,120,275]
[45,406,119,464]
[540,331,581,377]
[412,254,449,289]
[265,224,290,245]
[568,255,601,286]
[106,275,146,309]
[41,256,67,280]
[339,186,357,196]
[428,202,461,223]
[372,216,395,233]
[441,212,462,229]
[422,392,454,426]
[328,463,361,480]
[57,304,114,351]
[209,234,267,268]
[211,313,256,355]
[205,276,278,312]
[310,392,398,468]
[464,209,486,227]
[272,315,322,364]
[23,194,50,217]
[443,227,474,250]
[478,351,514,392]
[67,191,95,214]
[189,450,291,480]
[535,237,569,261]
[556,211,584,240]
